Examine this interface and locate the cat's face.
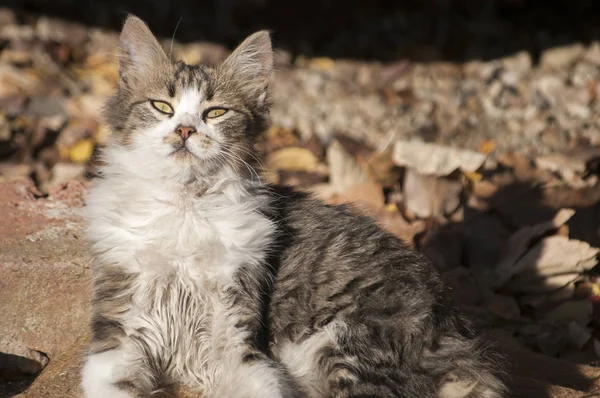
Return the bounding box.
[104,16,272,182]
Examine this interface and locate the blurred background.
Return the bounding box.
[2,1,600,397]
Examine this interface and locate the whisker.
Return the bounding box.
[169,18,183,63]
[219,147,262,184]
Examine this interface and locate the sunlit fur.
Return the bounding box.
[82,15,506,398]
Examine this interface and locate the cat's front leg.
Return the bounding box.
[81,348,134,398]
[215,351,300,398]
[211,269,301,398]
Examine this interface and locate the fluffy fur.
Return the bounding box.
[82,15,506,398]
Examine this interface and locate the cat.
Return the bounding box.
[81,15,506,398]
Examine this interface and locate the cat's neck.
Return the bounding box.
[99,145,262,203]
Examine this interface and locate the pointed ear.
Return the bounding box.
[220,31,273,93]
[118,15,168,88]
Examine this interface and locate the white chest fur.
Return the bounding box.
[85,176,274,277]
[84,174,275,389]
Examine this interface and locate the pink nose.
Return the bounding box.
[176,125,196,140]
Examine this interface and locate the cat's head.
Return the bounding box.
[104,16,272,183]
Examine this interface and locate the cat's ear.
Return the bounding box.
[221,31,273,98]
[118,15,168,88]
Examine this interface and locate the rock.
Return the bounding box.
[540,44,586,70]
[584,42,600,66]
[43,163,86,191]
[0,7,16,26]
[0,341,49,381]
[0,163,32,181]
[0,179,90,371]
[173,42,229,66]
[0,64,39,97]
[500,51,532,79]
[24,97,66,118]
[0,112,11,142]
[35,17,89,47]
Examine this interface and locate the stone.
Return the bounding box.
[0,179,90,374]
[540,44,586,70]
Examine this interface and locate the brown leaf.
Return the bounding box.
[376,206,425,247]
[402,168,463,219]
[341,179,386,215]
[326,139,368,193]
[393,140,486,176]
[265,147,320,173]
[494,208,576,287]
[507,236,599,289]
[544,300,593,327]
[488,294,522,320]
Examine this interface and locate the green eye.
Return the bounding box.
[150,100,174,115]
[206,108,228,118]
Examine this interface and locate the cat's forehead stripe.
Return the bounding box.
[172,62,209,90]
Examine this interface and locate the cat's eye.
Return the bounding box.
[150,100,174,115]
[206,108,228,119]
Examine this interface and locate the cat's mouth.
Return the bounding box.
[171,145,196,158]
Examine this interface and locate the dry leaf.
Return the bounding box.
[494,208,576,287]
[402,168,463,219]
[68,139,94,163]
[516,235,597,277]
[479,139,497,155]
[266,147,319,173]
[506,271,582,295]
[566,321,592,349]
[365,149,401,187]
[263,126,299,152]
[341,179,385,215]
[488,294,522,320]
[544,300,593,327]
[327,139,368,193]
[393,140,486,176]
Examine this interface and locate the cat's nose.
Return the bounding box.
[176,125,196,141]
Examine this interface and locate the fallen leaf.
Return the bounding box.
[520,282,576,312]
[545,300,593,327]
[266,147,319,173]
[393,140,486,176]
[420,223,465,271]
[402,168,463,219]
[44,162,86,190]
[68,139,94,163]
[464,212,509,291]
[488,294,522,320]
[326,139,368,193]
[263,126,299,152]
[536,148,600,188]
[506,273,582,295]
[494,208,576,287]
[506,236,599,290]
[341,179,385,215]
[566,321,592,349]
[365,149,401,187]
[376,207,425,247]
[479,139,497,155]
[296,56,336,70]
[441,267,483,308]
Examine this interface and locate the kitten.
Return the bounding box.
[81,15,506,398]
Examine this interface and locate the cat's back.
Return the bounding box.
[265,185,445,337]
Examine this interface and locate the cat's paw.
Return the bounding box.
[82,350,135,398]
